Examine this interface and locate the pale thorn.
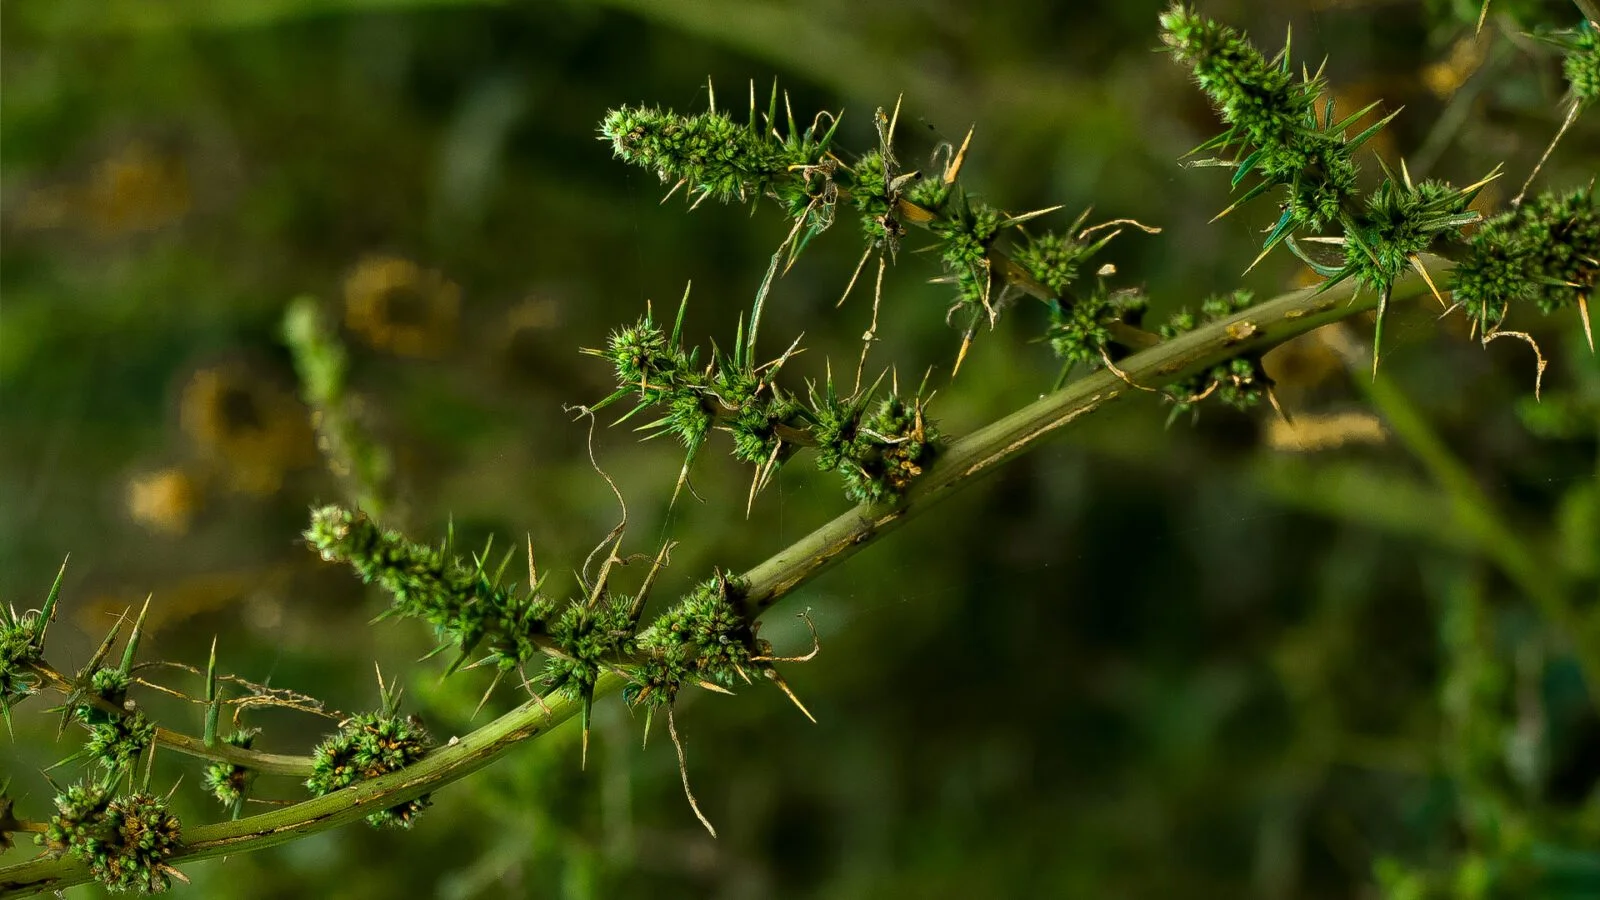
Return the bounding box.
[945,125,975,186]
[1266,384,1291,426]
[1514,101,1580,207]
[758,332,807,376]
[517,674,555,717]
[1243,240,1277,275]
[1409,255,1448,308]
[768,669,817,724]
[629,540,675,622]
[1580,295,1595,353]
[1079,217,1162,237]
[472,670,506,720]
[1477,0,1490,33]
[526,534,538,591]
[660,178,687,205]
[952,331,974,376]
[778,196,815,276]
[706,75,715,114]
[752,609,821,663]
[1209,193,1254,224]
[1483,329,1548,399]
[696,679,736,695]
[668,705,717,838]
[999,204,1065,229]
[1098,346,1163,396]
[838,245,875,308]
[1372,289,1391,379]
[1459,163,1504,197]
[1400,157,1415,192]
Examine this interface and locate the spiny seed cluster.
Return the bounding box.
[1161,3,1499,369]
[306,712,433,829]
[305,507,790,758]
[305,505,555,672]
[1160,291,1269,419]
[202,732,259,816]
[1160,3,1362,233]
[1452,186,1599,329]
[0,609,45,715]
[41,786,183,894]
[1562,22,1600,106]
[595,301,938,507]
[600,92,1141,376]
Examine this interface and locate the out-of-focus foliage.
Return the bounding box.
[2,0,1599,897]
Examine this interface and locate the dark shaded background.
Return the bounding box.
[4,0,1599,897]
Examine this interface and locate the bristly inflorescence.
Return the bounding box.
[599,83,1155,383]
[1158,290,1271,422]
[302,505,816,830]
[39,784,185,894]
[305,505,556,674]
[588,289,939,508]
[1559,20,1600,107]
[1160,4,1503,370]
[0,561,63,726]
[306,695,434,830]
[1452,184,1600,339]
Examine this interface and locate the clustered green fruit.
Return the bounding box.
[40,785,184,894]
[202,731,260,817]
[1160,291,1269,419]
[0,568,60,720]
[629,574,754,707]
[306,712,433,829]
[600,88,1139,372]
[1342,175,1480,293]
[0,609,46,716]
[1160,2,1364,234]
[1561,21,1600,106]
[594,298,939,506]
[1451,185,1600,329]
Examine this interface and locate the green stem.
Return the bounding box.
[0,268,1422,898]
[26,662,314,778]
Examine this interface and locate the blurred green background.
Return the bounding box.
[4,0,1600,897]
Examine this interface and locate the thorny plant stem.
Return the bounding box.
[24,662,315,778]
[0,261,1509,897]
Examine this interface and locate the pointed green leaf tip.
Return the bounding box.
[2,560,68,718]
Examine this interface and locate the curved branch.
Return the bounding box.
[0,268,1423,898]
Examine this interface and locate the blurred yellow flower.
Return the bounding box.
[343,255,460,358]
[126,468,202,535]
[1267,411,1387,451]
[1423,35,1487,99]
[16,141,190,235]
[180,366,314,495]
